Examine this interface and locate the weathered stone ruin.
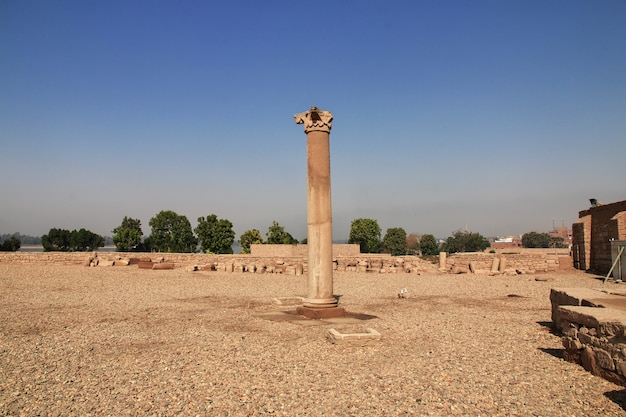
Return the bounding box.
[0,248,565,276]
[551,287,626,386]
[443,251,564,275]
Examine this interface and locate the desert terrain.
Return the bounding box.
[1,264,625,416]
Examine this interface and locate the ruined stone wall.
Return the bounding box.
[0,252,437,274]
[574,200,626,274]
[488,247,570,255]
[445,252,560,275]
[551,288,626,386]
[0,251,564,276]
[250,244,360,257]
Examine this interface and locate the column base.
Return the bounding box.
[303,297,338,309]
[297,306,346,319]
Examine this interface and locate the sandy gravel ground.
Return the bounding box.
[1,264,625,416]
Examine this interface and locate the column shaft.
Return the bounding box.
[305,130,336,308]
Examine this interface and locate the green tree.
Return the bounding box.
[149,210,197,253]
[0,233,39,245]
[349,218,381,253]
[441,230,490,253]
[195,214,235,254]
[139,236,153,252]
[239,229,264,254]
[112,216,143,252]
[419,234,440,256]
[70,228,105,251]
[406,233,420,255]
[0,235,21,251]
[41,228,71,251]
[266,221,298,244]
[522,232,550,248]
[383,227,408,256]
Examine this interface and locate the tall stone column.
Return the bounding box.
[294,106,344,319]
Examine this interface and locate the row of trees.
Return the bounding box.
[41,228,105,252]
[521,232,567,248]
[0,233,40,245]
[20,213,563,254]
[0,235,21,251]
[111,211,299,254]
[113,214,483,256]
[347,218,490,256]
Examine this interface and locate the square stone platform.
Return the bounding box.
[255,310,377,327]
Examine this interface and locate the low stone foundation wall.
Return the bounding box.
[445,252,560,275]
[0,252,438,275]
[0,251,565,276]
[250,244,360,257]
[550,287,626,386]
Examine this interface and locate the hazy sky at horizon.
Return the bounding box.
[1,1,625,241]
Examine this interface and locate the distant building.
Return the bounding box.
[491,236,522,250]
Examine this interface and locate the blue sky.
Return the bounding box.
[1,1,625,242]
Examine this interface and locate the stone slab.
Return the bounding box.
[327,328,381,346]
[558,305,626,330]
[551,287,626,310]
[255,310,377,326]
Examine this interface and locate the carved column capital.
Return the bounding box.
[294,106,333,134]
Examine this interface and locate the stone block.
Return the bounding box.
[557,305,626,336]
[581,346,598,375]
[617,360,626,377]
[114,258,130,266]
[578,330,593,345]
[595,348,615,370]
[563,336,583,351]
[327,328,381,346]
[152,262,175,270]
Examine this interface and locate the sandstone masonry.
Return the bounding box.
[1,249,563,276]
[551,287,626,386]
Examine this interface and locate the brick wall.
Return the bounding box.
[609,211,626,241]
[573,200,626,273]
